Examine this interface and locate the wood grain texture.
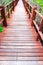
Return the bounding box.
[0,0,43,65]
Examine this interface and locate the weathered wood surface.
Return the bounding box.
[0,0,43,65]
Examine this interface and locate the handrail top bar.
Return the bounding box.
[26,1,37,8]
[0,1,13,8]
[4,1,13,7]
[26,1,33,8]
[35,10,43,19]
[33,20,43,40]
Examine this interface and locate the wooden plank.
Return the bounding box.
[0,0,43,63]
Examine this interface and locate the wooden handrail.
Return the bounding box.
[35,10,43,19]
[0,0,19,27]
[0,0,19,33]
[0,1,14,26]
[4,1,13,7]
[23,0,43,44]
[0,7,7,27]
[35,10,43,31]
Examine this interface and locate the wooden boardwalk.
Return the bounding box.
[0,0,43,65]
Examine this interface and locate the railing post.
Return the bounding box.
[39,18,43,31]
[1,6,7,27]
[12,1,14,11]
[7,5,10,18]
[10,3,12,14]
[31,6,37,26]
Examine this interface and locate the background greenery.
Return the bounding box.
[2,0,13,5]
[32,0,43,15]
[27,0,43,15]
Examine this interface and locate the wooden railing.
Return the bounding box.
[0,1,14,27]
[0,6,7,27]
[14,0,19,7]
[0,0,19,27]
[23,0,43,45]
[4,1,15,18]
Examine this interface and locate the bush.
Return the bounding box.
[0,25,3,32]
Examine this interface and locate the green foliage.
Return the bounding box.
[32,0,43,15]
[0,26,3,32]
[33,0,43,6]
[2,0,12,5]
[37,0,43,6]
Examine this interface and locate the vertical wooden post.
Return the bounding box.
[12,1,14,11]
[10,3,12,14]
[39,18,43,31]
[31,6,37,26]
[1,6,7,27]
[7,5,10,18]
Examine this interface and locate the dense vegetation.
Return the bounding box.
[27,0,43,15]
[32,0,43,15]
[2,0,13,5]
[0,0,13,32]
[33,0,43,6]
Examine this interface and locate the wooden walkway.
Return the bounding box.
[0,0,43,65]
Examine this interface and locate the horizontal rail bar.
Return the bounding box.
[23,0,43,44]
